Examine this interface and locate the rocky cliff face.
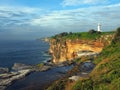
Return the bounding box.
[49,35,114,63]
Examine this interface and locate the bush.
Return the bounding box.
[88,29,97,34]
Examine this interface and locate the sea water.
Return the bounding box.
[0,40,73,90]
[0,40,50,68]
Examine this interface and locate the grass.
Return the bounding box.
[47,27,120,90]
[51,31,114,40]
[71,28,120,90]
[47,79,68,90]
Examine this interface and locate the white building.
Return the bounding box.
[97,23,102,32]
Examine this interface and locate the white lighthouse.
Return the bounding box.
[97,23,102,32]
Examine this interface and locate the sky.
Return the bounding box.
[0,0,120,40]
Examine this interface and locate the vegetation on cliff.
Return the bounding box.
[51,30,114,40]
[48,27,120,90]
[72,27,120,90]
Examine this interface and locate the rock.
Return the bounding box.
[0,86,6,90]
[44,61,54,66]
[40,65,51,71]
[0,69,32,90]
[77,51,99,58]
[57,61,71,67]
[57,63,65,67]
[0,72,18,79]
[0,68,9,74]
[69,76,80,81]
[12,63,33,71]
[80,62,95,72]
[0,63,35,90]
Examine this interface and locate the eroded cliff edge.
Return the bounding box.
[49,32,114,63]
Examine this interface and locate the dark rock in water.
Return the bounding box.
[12,63,33,71]
[40,65,52,71]
[79,61,95,72]
[0,68,9,74]
[44,60,54,66]
[46,60,51,62]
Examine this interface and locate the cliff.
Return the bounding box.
[47,28,120,90]
[49,32,114,63]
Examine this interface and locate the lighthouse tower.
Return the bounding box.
[97,23,102,32]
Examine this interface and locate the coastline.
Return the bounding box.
[0,59,75,90]
[3,37,99,90]
[0,31,114,90]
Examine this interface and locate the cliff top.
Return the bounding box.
[51,30,114,40]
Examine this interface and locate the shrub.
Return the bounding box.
[88,29,97,34]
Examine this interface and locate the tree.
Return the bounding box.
[88,29,96,34]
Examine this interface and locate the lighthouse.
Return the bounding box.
[97,23,102,32]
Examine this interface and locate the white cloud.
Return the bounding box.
[0,6,42,27]
[0,6,40,13]
[62,0,108,6]
[30,3,120,32]
[0,3,120,33]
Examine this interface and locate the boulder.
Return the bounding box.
[12,63,33,71]
[40,65,51,71]
[44,60,54,66]
[0,72,18,79]
[0,63,36,90]
[0,69,32,90]
[0,86,6,90]
[79,62,95,72]
[0,68,9,74]
[69,76,80,81]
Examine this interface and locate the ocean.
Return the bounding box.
[0,40,73,90]
[0,40,51,68]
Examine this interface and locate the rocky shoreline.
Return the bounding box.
[0,51,97,90]
[0,61,55,90]
[0,60,75,90]
[0,63,33,90]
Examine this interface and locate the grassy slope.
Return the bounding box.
[47,29,120,90]
[72,28,120,90]
[72,43,120,90]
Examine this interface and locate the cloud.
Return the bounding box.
[0,3,120,40]
[0,6,42,28]
[61,0,108,6]
[30,3,120,32]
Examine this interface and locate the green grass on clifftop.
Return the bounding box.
[51,31,114,40]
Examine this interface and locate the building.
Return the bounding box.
[97,23,102,32]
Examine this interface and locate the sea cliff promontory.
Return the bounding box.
[47,28,120,90]
[49,31,114,64]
